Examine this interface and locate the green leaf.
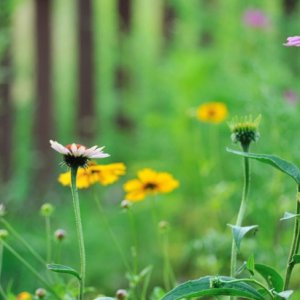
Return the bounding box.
[292,254,300,264]
[280,212,300,221]
[161,276,265,300]
[273,290,293,299]
[246,254,255,276]
[228,224,258,250]
[93,298,116,300]
[47,263,81,281]
[254,263,284,292]
[226,148,300,184]
[150,287,165,300]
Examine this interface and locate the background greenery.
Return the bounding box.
[2,0,300,298]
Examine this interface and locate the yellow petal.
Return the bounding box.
[138,168,157,183]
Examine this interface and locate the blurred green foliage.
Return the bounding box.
[2,0,300,298]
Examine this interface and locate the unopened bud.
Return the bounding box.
[35,288,46,298]
[121,200,132,210]
[159,220,170,232]
[40,203,54,217]
[0,229,8,239]
[55,229,66,241]
[228,115,261,150]
[116,289,128,300]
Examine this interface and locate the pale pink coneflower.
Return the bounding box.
[284,36,300,47]
[50,140,110,168]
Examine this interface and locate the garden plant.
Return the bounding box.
[2,1,300,300]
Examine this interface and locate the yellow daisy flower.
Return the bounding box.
[17,292,32,300]
[58,162,126,189]
[197,102,228,124]
[123,168,179,202]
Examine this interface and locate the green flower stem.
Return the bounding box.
[128,209,139,275]
[1,240,60,299]
[0,243,6,299]
[45,215,52,263]
[70,166,86,300]
[162,231,176,291]
[0,218,46,265]
[141,265,153,300]
[230,147,250,278]
[93,191,131,272]
[284,187,300,290]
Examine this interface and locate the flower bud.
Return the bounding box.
[40,203,54,217]
[116,289,128,300]
[121,200,132,210]
[0,229,8,239]
[228,115,261,150]
[159,220,170,232]
[35,288,46,298]
[55,229,66,241]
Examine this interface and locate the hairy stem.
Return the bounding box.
[284,186,300,290]
[71,167,86,300]
[230,146,250,278]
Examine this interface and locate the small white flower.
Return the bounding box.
[50,140,110,168]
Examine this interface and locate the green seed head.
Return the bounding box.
[35,288,46,299]
[0,229,8,239]
[40,203,55,217]
[228,115,261,150]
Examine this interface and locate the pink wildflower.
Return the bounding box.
[284,36,300,47]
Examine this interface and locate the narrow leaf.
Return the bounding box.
[47,263,81,280]
[162,276,264,300]
[150,287,165,300]
[280,212,300,221]
[292,254,300,264]
[228,224,258,250]
[255,263,284,292]
[273,290,293,299]
[246,254,255,276]
[226,148,300,184]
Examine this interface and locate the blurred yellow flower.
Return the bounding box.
[123,168,179,202]
[17,292,32,300]
[58,162,126,189]
[197,102,228,124]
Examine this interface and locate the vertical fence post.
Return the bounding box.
[77,0,95,141]
[0,50,12,183]
[115,0,133,131]
[0,2,12,184]
[34,0,53,183]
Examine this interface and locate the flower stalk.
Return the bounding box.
[230,145,250,277]
[0,218,46,265]
[228,115,260,280]
[1,239,60,299]
[70,166,86,300]
[284,186,300,290]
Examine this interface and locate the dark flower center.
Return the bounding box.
[64,155,89,169]
[207,109,216,117]
[144,182,157,190]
